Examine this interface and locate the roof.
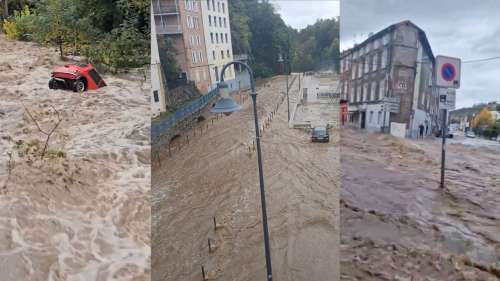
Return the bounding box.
[341,20,435,64]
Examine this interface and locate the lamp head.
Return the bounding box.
[211,81,241,115]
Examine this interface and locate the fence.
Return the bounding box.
[152,88,219,141]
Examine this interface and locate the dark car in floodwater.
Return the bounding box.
[311,127,329,142]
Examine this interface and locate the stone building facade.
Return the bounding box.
[340,21,441,137]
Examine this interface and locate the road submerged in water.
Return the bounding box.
[152,75,340,281]
[340,128,500,281]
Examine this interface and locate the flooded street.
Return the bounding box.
[0,37,150,281]
[152,75,340,281]
[340,128,500,280]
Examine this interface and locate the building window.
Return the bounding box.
[381,49,387,68]
[220,33,224,43]
[207,0,210,10]
[225,33,228,43]
[153,91,159,102]
[209,15,212,26]
[383,34,390,45]
[363,84,368,101]
[213,50,216,60]
[212,0,215,12]
[351,63,356,80]
[210,32,214,43]
[214,16,217,27]
[375,81,380,100]
[219,17,222,27]
[380,79,386,97]
[222,2,225,13]
[227,50,230,58]
[357,85,362,102]
[217,1,220,12]
[214,66,219,81]
[378,111,382,124]
[371,81,376,101]
[216,33,219,43]
[224,18,227,28]
[221,50,224,59]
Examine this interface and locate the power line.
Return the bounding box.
[462,56,500,64]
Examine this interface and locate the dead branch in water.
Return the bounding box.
[2,152,13,189]
[23,105,63,159]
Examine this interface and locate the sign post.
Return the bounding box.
[435,55,461,189]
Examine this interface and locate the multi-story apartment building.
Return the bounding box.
[151,5,167,117]
[200,0,235,90]
[340,20,440,137]
[153,0,211,94]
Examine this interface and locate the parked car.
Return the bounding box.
[435,130,453,138]
[466,131,476,138]
[49,63,106,92]
[311,127,329,142]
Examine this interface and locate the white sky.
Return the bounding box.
[270,0,340,30]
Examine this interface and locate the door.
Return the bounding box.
[360,111,366,129]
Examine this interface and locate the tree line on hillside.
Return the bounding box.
[158,0,339,81]
[1,0,149,72]
[229,0,339,77]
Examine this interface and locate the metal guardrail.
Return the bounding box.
[152,88,219,140]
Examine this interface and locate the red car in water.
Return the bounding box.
[49,64,106,92]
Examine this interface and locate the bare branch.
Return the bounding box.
[23,105,63,159]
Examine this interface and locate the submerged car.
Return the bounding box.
[311,126,329,142]
[49,64,106,92]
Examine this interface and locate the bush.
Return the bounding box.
[2,6,35,41]
[82,20,148,72]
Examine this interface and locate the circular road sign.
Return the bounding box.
[441,63,456,82]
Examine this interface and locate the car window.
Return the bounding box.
[88,69,103,84]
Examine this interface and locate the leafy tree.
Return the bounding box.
[472,107,494,129]
[157,35,180,89]
[228,0,340,77]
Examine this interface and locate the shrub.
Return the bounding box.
[82,20,148,72]
[2,6,35,41]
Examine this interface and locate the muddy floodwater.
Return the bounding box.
[340,128,500,280]
[0,36,150,280]
[152,75,340,281]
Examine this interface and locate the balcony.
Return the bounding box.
[152,1,179,15]
[156,25,182,35]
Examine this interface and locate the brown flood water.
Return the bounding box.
[0,36,150,281]
[152,75,340,281]
[340,128,500,280]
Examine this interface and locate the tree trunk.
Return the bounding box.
[59,38,63,59]
[3,0,9,19]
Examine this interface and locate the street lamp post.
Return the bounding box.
[210,61,273,281]
[278,54,290,122]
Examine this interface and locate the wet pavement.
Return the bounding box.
[340,129,500,280]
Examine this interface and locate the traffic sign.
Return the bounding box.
[439,89,456,110]
[436,55,461,89]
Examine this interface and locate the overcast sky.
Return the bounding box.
[270,0,339,30]
[341,0,500,109]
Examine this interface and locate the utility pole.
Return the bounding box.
[440,108,447,188]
